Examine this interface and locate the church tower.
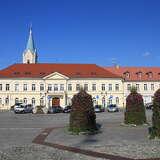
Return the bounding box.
[23,27,38,64]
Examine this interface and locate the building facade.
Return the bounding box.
[0,28,159,110]
[105,66,160,105]
[0,64,123,110]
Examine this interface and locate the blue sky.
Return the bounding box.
[0,0,159,69]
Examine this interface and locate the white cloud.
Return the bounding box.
[142,52,151,57]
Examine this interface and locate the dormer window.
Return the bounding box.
[146,72,153,78]
[91,72,96,75]
[136,71,142,79]
[124,71,130,78]
[24,72,31,75]
[13,72,20,75]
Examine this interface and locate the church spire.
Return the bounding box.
[26,26,36,53]
[23,26,38,64]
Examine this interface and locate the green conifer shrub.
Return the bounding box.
[124,86,147,125]
[149,89,160,139]
[69,88,97,134]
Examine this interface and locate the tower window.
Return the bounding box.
[27,60,30,64]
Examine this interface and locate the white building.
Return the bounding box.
[0,28,123,109]
[106,66,160,105]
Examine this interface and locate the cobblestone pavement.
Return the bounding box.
[0,144,106,160]
[44,124,160,159]
[0,110,159,160]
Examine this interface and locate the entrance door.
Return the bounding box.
[52,97,60,107]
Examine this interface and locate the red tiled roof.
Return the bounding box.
[104,66,160,81]
[0,63,120,79]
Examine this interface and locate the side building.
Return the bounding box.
[105,66,160,105]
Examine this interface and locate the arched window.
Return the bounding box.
[15,98,19,104]
[40,98,44,106]
[0,98,1,105]
[23,98,27,104]
[32,98,35,106]
[5,97,9,105]
[102,97,105,107]
[116,97,119,105]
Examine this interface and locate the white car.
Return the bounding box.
[107,104,119,112]
[14,105,25,113]
[14,104,33,114]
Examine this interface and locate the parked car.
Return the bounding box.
[145,103,153,110]
[48,106,63,114]
[63,105,72,113]
[94,105,105,113]
[14,104,33,114]
[10,102,23,111]
[107,104,119,112]
[24,104,33,113]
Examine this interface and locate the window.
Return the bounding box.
[127,84,131,91]
[23,98,27,104]
[48,84,52,91]
[84,84,88,91]
[76,84,80,91]
[60,84,64,91]
[92,84,96,91]
[32,98,35,106]
[23,84,27,91]
[144,84,147,91]
[32,84,36,91]
[15,84,19,91]
[136,84,140,91]
[40,98,44,106]
[115,84,119,91]
[137,72,142,79]
[0,84,2,91]
[151,84,154,91]
[125,72,130,78]
[15,98,19,104]
[0,98,2,105]
[54,84,58,91]
[101,84,105,91]
[116,97,119,105]
[6,84,10,91]
[109,84,112,91]
[40,84,44,91]
[5,97,9,105]
[148,72,153,78]
[68,84,72,91]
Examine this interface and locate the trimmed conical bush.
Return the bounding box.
[149,89,160,139]
[69,88,97,134]
[124,86,147,125]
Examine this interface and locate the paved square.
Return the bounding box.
[0,110,159,160]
